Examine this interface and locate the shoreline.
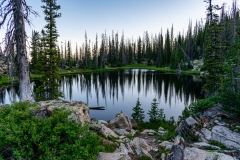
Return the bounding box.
[0,64,200,87]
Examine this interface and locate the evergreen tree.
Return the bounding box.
[36,0,62,100]
[67,41,72,69]
[148,97,159,123]
[131,98,145,122]
[203,0,224,95]
[164,29,171,66]
[30,30,41,72]
[137,37,142,64]
[93,34,98,69]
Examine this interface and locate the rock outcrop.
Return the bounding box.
[35,100,90,124]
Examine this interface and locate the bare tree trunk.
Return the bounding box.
[12,0,32,101]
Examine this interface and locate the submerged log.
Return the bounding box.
[89,106,105,110]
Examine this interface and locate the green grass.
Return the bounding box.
[0,75,9,85]
[0,64,200,87]
[209,140,228,150]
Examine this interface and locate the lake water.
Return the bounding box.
[0,69,204,121]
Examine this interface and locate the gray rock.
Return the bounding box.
[109,113,133,131]
[158,127,165,131]
[141,129,156,135]
[201,128,212,140]
[168,136,185,160]
[97,152,129,160]
[135,147,153,159]
[114,128,130,136]
[192,142,220,150]
[159,141,173,151]
[99,120,108,125]
[185,116,198,126]
[100,124,119,138]
[152,148,158,152]
[130,137,151,152]
[184,147,235,160]
[161,153,166,160]
[211,125,240,149]
[115,143,132,160]
[202,103,229,118]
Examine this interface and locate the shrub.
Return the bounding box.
[0,101,103,160]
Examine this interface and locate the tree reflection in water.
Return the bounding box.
[0,69,204,121]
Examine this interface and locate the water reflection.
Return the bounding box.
[61,69,204,120]
[0,69,204,121]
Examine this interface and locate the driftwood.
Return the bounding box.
[89,106,105,110]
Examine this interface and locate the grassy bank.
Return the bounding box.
[0,64,200,87]
[57,64,200,76]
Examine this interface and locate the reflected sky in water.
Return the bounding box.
[0,69,204,121]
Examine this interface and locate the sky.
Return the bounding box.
[0,0,234,51]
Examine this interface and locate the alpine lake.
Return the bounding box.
[0,69,204,121]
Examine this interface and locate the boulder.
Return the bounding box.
[202,103,230,119]
[184,147,235,160]
[159,141,174,151]
[90,118,118,138]
[130,137,152,158]
[99,120,108,125]
[177,116,198,136]
[100,124,119,138]
[185,116,199,126]
[168,136,185,160]
[35,100,90,124]
[130,137,151,152]
[97,152,129,160]
[192,142,220,150]
[211,125,240,149]
[201,128,212,140]
[114,143,133,160]
[114,128,130,136]
[109,113,133,131]
[141,129,156,136]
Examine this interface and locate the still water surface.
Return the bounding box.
[0,69,204,121]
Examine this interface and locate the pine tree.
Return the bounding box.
[36,0,62,100]
[203,0,224,95]
[148,97,159,123]
[67,41,72,69]
[137,37,142,64]
[164,29,171,66]
[131,98,145,122]
[30,30,41,72]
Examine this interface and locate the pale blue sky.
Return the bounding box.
[0,0,234,50]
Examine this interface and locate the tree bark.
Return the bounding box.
[12,0,32,101]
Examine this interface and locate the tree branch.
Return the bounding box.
[0,8,13,27]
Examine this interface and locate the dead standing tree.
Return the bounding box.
[0,0,38,101]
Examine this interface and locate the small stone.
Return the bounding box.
[98,120,108,125]
[152,148,158,152]
[158,127,164,131]
[148,132,154,136]
[161,153,166,160]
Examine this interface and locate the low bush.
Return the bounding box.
[0,101,103,160]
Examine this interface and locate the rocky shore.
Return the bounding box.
[36,100,240,160]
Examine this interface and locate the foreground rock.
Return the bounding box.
[109,112,137,131]
[212,125,240,149]
[184,147,235,160]
[97,152,129,160]
[35,100,90,124]
[90,118,119,138]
